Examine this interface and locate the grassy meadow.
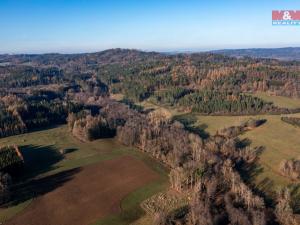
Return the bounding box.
[0,125,168,225]
[252,92,300,109]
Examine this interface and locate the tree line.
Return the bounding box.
[152,89,298,115]
[0,91,84,138]
[67,111,115,142]
[281,117,300,128]
[0,145,23,205]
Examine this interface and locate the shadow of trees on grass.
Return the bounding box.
[239,145,265,183]
[2,144,80,207]
[236,145,277,206]
[18,145,64,180]
[8,167,80,206]
[173,113,210,139]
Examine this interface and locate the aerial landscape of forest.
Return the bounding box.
[1,1,300,225]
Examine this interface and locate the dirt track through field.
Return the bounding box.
[5,156,159,225]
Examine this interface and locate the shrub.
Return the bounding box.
[279,159,300,180]
[0,145,23,171]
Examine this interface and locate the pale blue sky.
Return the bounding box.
[0,0,300,53]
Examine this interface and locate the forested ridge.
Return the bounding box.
[2,49,300,114]
[211,47,300,61]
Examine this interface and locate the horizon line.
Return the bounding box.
[1,46,300,56]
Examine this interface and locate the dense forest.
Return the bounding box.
[0,92,84,138]
[153,89,296,115]
[1,50,300,119]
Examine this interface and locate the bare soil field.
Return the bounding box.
[5,156,159,225]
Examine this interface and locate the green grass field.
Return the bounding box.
[0,125,168,225]
[252,92,300,109]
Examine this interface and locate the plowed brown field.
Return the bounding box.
[5,156,158,225]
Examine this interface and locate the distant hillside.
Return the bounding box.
[211,47,300,61]
[0,48,162,66]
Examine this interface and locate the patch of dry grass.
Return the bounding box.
[252,92,300,109]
